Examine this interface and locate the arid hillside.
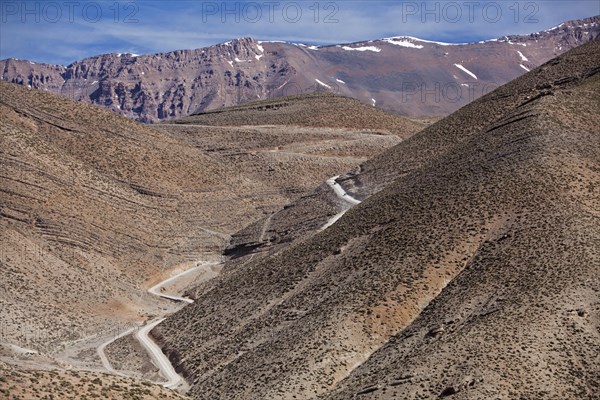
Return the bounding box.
[158,93,429,263]
[0,74,418,381]
[171,92,434,139]
[0,362,191,400]
[155,39,600,400]
[0,79,281,356]
[160,92,429,199]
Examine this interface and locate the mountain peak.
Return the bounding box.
[1,16,598,122]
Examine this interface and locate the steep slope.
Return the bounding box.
[1,17,598,122]
[321,41,600,400]
[155,39,600,399]
[0,80,285,356]
[2,80,383,355]
[1,76,414,378]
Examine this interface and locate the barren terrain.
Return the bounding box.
[0,362,191,400]
[1,73,423,398]
[1,25,598,400]
[154,38,600,400]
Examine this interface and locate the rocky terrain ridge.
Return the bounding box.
[1,16,598,122]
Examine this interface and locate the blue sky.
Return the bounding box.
[1,1,599,65]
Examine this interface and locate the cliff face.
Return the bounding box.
[2,17,599,122]
[1,38,288,123]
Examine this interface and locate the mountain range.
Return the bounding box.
[1,16,598,122]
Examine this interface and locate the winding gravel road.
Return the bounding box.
[134,317,182,388]
[97,177,359,387]
[321,175,362,231]
[96,326,137,377]
[97,261,218,388]
[326,176,362,205]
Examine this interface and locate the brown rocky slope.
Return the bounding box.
[154,39,600,399]
[159,93,432,265]
[1,76,420,372]
[171,92,433,138]
[0,79,279,354]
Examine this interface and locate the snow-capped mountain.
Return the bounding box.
[1,16,598,122]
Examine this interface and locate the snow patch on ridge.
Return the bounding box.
[454,63,478,80]
[382,38,423,49]
[517,50,529,61]
[315,79,331,89]
[503,37,527,47]
[255,43,264,60]
[384,36,469,46]
[546,22,565,31]
[342,45,381,52]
